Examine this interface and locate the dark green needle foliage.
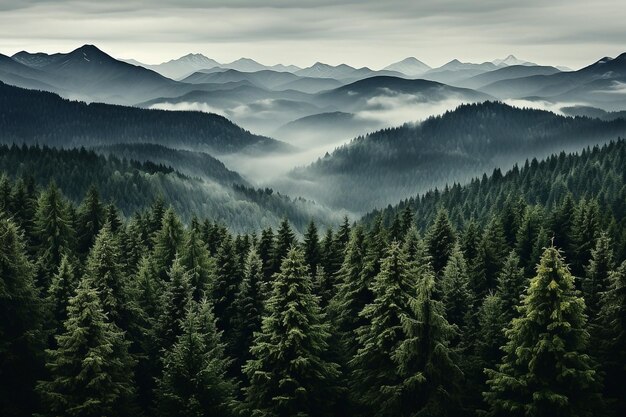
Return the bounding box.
[156,299,237,417]
[244,247,340,417]
[484,246,602,417]
[37,275,136,417]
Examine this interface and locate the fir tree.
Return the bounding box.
[596,261,626,416]
[515,206,543,277]
[495,252,526,324]
[441,244,473,329]
[481,216,509,291]
[231,247,265,373]
[46,254,77,335]
[484,246,602,417]
[462,219,486,298]
[425,208,457,276]
[212,235,241,340]
[156,299,236,417]
[37,275,136,417]
[34,182,75,288]
[151,207,184,281]
[271,218,295,275]
[244,247,340,417]
[76,185,105,255]
[180,226,214,301]
[155,257,193,351]
[303,221,321,274]
[583,232,614,317]
[0,218,44,417]
[258,226,275,282]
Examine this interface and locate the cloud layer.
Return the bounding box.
[0,1,624,69]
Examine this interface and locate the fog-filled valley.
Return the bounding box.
[2,45,626,220]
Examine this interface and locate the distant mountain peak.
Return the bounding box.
[493,55,537,66]
[383,57,431,76]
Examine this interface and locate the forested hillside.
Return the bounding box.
[285,101,626,211]
[2,139,625,417]
[0,144,337,232]
[0,82,289,154]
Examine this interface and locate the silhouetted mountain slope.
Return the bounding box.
[93,143,248,186]
[313,76,491,110]
[480,52,626,109]
[363,139,626,232]
[281,101,626,212]
[0,144,339,232]
[383,57,431,76]
[458,65,561,89]
[0,82,290,154]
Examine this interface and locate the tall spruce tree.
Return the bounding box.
[0,218,44,417]
[484,246,602,417]
[596,260,626,416]
[212,234,241,340]
[441,244,473,329]
[481,216,509,291]
[425,208,457,276]
[156,299,236,417]
[34,182,75,288]
[231,247,265,373]
[37,275,136,417]
[271,218,295,275]
[76,185,105,256]
[583,232,614,317]
[151,207,184,281]
[303,221,321,274]
[155,256,193,351]
[180,226,214,301]
[495,252,527,324]
[244,247,340,417]
[352,241,461,417]
[46,254,77,335]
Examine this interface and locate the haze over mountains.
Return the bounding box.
[1,43,626,221]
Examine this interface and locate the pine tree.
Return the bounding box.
[180,226,214,301]
[495,252,526,324]
[303,221,321,274]
[46,254,77,334]
[271,218,295,275]
[335,216,352,253]
[596,261,626,416]
[37,275,136,417]
[82,222,131,330]
[328,225,371,359]
[231,247,265,373]
[155,257,193,351]
[475,294,507,372]
[441,244,473,329]
[258,226,275,282]
[515,206,543,277]
[321,227,343,279]
[570,199,602,277]
[0,218,44,417]
[34,182,75,288]
[425,208,457,276]
[156,299,236,417]
[76,185,105,255]
[212,235,241,340]
[481,216,509,291]
[583,232,614,317]
[9,176,37,242]
[352,241,461,416]
[484,246,602,417]
[462,219,487,298]
[244,247,340,417]
[152,207,184,281]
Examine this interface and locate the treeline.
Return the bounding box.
[0,143,338,232]
[0,81,285,153]
[1,140,625,417]
[291,101,626,211]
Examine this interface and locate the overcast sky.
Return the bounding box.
[0,0,624,69]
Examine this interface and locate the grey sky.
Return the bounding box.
[0,0,624,69]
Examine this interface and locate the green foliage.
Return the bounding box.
[0,218,44,417]
[484,246,602,417]
[156,299,237,417]
[37,275,136,417]
[244,247,340,417]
